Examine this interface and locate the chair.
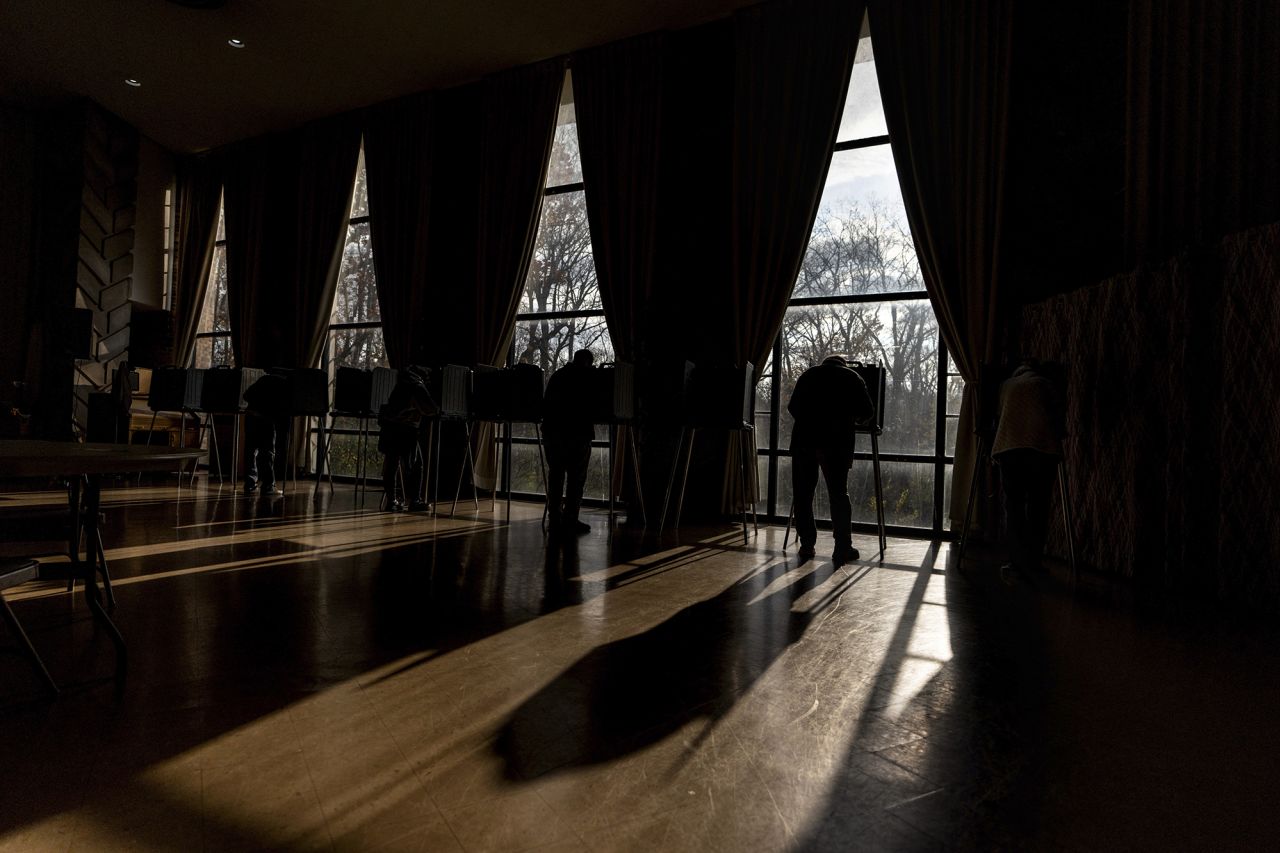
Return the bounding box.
[0,557,58,696]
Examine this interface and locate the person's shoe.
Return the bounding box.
[798,544,817,559]
[567,519,591,535]
[259,484,284,498]
[409,500,431,512]
[832,546,860,566]
[244,481,259,496]
[384,498,405,513]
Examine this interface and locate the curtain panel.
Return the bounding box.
[472,60,564,489]
[221,141,273,368]
[724,0,865,511]
[363,93,434,369]
[869,0,1016,527]
[288,117,362,370]
[222,119,360,370]
[572,34,666,365]
[170,154,223,367]
[1124,0,1280,268]
[474,59,564,368]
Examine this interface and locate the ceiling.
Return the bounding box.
[0,0,761,153]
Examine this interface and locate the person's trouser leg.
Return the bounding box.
[818,448,854,555]
[562,441,591,525]
[546,443,567,527]
[245,413,270,490]
[792,447,819,548]
[1001,449,1056,570]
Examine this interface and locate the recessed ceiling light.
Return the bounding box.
[124,78,141,87]
[227,38,245,48]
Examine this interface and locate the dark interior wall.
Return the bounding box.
[0,107,39,393]
[132,135,175,310]
[0,100,153,439]
[1003,0,1127,309]
[1020,220,1280,612]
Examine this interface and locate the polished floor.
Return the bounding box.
[1,477,1278,851]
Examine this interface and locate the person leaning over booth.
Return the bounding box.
[787,354,875,565]
[543,349,596,535]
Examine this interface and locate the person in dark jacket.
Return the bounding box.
[788,355,875,564]
[543,349,596,535]
[992,359,1065,576]
[378,365,437,512]
[243,371,290,497]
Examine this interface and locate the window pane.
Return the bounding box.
[754,351,774,451]
[505,442,609,501]
[513,317,613,375]
[323,431,381,480]
[520,190,600,314]
[331,221,379,324]
[775,458,934,530]
[946,374,965,416]
[796,145,920,298]
[943,463,954,531]
[350,146,369,218]
[545,99,582,188]
[777,300,938,455]
[851,459,935,528]
[836,36,889,142]
[329,326,387,373]
[197,244,230,335]
[945,415,959,458]
[195,334,233,370]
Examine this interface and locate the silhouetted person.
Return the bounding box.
[243,371,290,497]
[788,355,874,564]
[993,359,1064,576]
[543,349,596,535]
[378,366,437,512]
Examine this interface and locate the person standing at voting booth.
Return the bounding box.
[543,349,596,535]
[788,355,875,564]
[243,371,290,497]
[992,359,1064,576]
[378,366,437,512]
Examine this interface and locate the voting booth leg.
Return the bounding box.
[659,427,685,533]
[608,425,617,529]
[871,432,886,559]
[451,422,478,516]
[1058,460,1079,587]
[423,420,435,513]
[629,427,648,530]
[739,434,750,544]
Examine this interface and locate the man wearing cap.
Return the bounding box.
[543,349,597,535]
[787,355,875,564]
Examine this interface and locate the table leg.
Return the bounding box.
[82,474,127,684]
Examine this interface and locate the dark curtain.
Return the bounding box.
[221,142,272,367]
[170,154,223,367]
[573,34,665,365]
[725,0,865,510]
[730,0,864,372]
[287,116,362,370]
[363,94,433,369]
[1125,0,1280,268]
[870,0,1016,525]
[222,118,360,369]
[474,59,564,368]
[419,84,484,368]
[471,61,563,488]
